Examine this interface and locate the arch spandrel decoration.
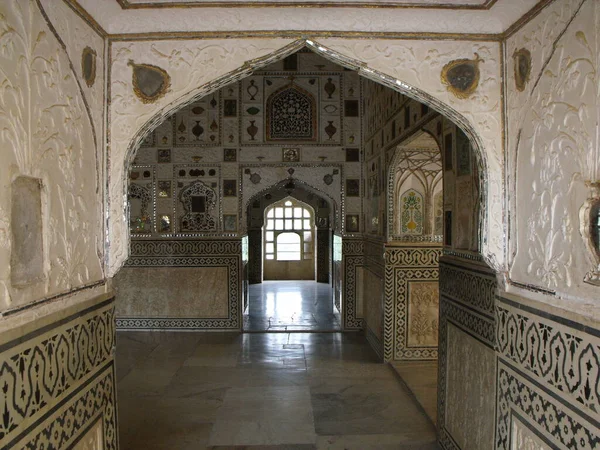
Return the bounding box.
[179,180,217,232]
[112,38,502,275]
[266,85,317,141]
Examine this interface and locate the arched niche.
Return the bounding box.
[109,38,502,276]
[387,131,443,242]
[245,178,335,284]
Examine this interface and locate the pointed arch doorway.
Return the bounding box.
[244,180,340,332]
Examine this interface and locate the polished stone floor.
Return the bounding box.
[244,281,341,332]
[117,331,440,449]
[390,361,438,425]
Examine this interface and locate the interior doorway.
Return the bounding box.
[244,183,340,332]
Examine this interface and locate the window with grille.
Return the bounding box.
[264,199,314,261]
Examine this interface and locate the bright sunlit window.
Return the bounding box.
[264,198,314,261]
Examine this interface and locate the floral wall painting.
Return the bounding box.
[401,190,424,235]
[128,60,171,103]
[441,53,483,99]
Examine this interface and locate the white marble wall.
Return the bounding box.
[506,0,600,315]
[0,0,105,311]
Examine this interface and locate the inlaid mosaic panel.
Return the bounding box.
[0,297,117,450]
[496,296,600,450]
[342,238,364,330]
[117,239,241,330]
[437,257,497,450]
[383,246,441,361]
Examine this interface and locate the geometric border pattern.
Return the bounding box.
[497,361,600,450]
[117,239,241,330]
[496,296,600,450]
[383,246,441,361]
[0,298,117,450]
[342,238,364,330]
[437,257,496,450]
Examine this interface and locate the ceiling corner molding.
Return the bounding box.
[115,0,498,10]
[502,0,556,40]
[62,0,108,37]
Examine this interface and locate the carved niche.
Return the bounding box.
[179,180,217,232]
[266,84,317,141]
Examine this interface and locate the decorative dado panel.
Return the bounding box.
[438,257,497,450]
[383,246,441,361]
[130,239,241,256]
[0,296,117,449]
[496,296,600,450]
[342,238,363,330]
[118,239,241,329]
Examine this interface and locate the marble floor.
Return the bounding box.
[117,331,440,449]
[244,281,341,332]
[390,361,438,425]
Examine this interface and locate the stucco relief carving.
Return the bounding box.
[508,0,599,302]
[109,39,299,274]
[0,0,103,309]
[320,39,503,266]
[109,38,503,275]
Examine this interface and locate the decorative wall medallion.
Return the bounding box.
[513,48,532,92]
[282,148,300,162]
[192,121,204,140]
[346,179,360,197]
[346,214,359,232]
[224,99,237,117]
[159,214,171,232]
[325,121,337,140]
[223,179,237,197]
[441,53,483,99]
[323,173,334,185]
[223,214,238,232]
[81,46,96,87]
[158,180,171,198]
[179,181,217,232]
[192,106,205,115]
[346,148,360,162]
[247,120,258,140]
[250,173,261,184]
[581,182,600,286]
[246,107,260,115]
[324,78,336,99]
[323,104,338,114]
[129,183,152,234]
[224,148,237,162]
[345,100,359,117]
[128,60,171,104]
[247,80,259,100]
[157,149,171,163]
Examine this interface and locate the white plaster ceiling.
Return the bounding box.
[76,0,541,35]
